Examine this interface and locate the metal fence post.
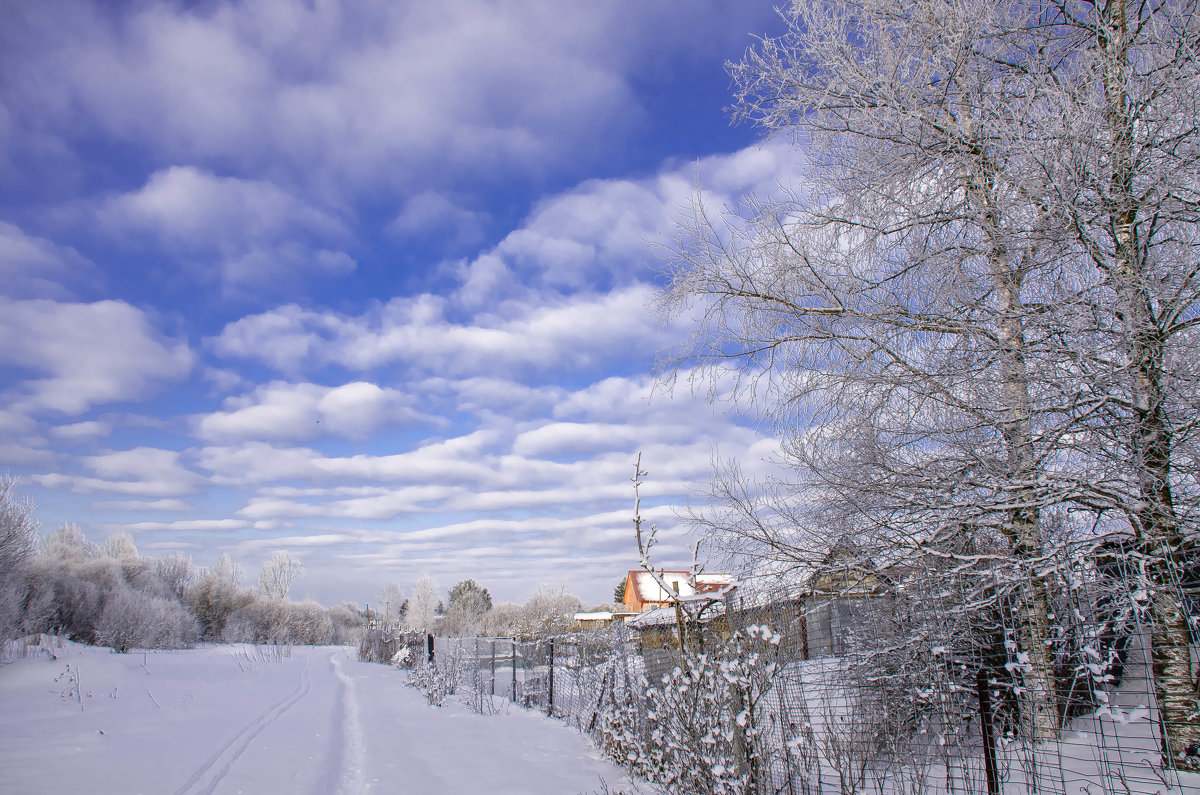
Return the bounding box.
[976,668,1000,795]
[548,638,555,716]
[511,638,517,702]
[426,633,434,664]
[491,639,496,695]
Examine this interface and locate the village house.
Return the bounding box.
[571,609,636,630]
[619,569,733,613]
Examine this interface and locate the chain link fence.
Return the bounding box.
[363,540,1199,793]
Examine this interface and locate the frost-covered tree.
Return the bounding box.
[665,0,1200,759]
[1012,0,1200,762]
[667,0,1066,736]
[480,602,523,638]
[404,574,439,633]
[444,578,492,632]
[286,600,334,645]
[101,532,138,561]
[94,586,199,652]
[512,584,581,641]
[0,477,38,640]
[258,551,304,600]
[155,552,195,600]
[448,578,492,613]
[379,582,404,626]
[41,522,96,563]
[223,597,289,644]
[22,558,105,643]
[99,531,148,587]
[209,552,244,586]
[186,557,251,640]
[329,602,367,644]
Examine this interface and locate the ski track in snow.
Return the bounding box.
[331,651,365,795]
[172,654,313,795]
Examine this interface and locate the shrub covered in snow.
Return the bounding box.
[596,625,784,795]
[408,660,457,706]
[22,558,106,643]
[329,602,367,644]
[186,569,253,640]
[94,586,200,652]
[223,596,336,645]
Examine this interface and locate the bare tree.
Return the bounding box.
[209,552,244,586]
[0,476,38,640]
[404,573,439,633]
[379,582,404,627]
[1012,0,1200,764]
[41,522,96,562]
[258,551,304,600]
[513,583,581,640]
[155,552,195,600]
[666,0,1075,739]
[101,532,138,561]
[666,0,1200,766]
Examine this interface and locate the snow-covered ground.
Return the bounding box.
[0,637,640,794]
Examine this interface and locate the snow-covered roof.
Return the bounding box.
[625,569,733,605]
[626,600,726,629]
[626,607,679,628]
[573,611,614,621]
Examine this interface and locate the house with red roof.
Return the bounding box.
[619,569,733,614]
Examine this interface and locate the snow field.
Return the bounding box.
[0,638,639,794]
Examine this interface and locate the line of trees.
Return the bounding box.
[663,0,1200,766]
[376,575,585,641]
[0,480,366,651]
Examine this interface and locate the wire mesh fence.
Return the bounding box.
[367,538,1199,794]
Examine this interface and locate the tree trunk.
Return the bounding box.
[1099,0,1200,767]
[974,152,1059,742]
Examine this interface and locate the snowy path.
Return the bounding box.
[0,640,637,794]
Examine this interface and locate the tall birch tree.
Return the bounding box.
[665,0,1200,766]
[665,0,1068,740]
[1018,0,1200,765]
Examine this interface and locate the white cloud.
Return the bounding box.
[100,166,344,245]
[422,376,561,419]
[386,191,488,248]
[90,498,196,512]
[238,484,458,521]
[31,447,201,499]
[512,422,668,458]
[196,431,502,487]
[0,442,54,468]
[49,421,113,440]
[212,284,663,376]
[5,1,629,190]
[0,298,193,415]
[448,142,805,298]
[0,222,94,299]
[0,409,38,437]
[202,144,805,380]
[202,367,247,394]
[120,519,249,533]
[98,166,354,290]
[196,380,437,441]
[5,2,778,202]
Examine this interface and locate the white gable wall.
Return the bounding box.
[635,571,696,602]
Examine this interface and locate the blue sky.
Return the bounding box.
[0,0,796,607]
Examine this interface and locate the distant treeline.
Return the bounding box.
[0,478,366,652]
